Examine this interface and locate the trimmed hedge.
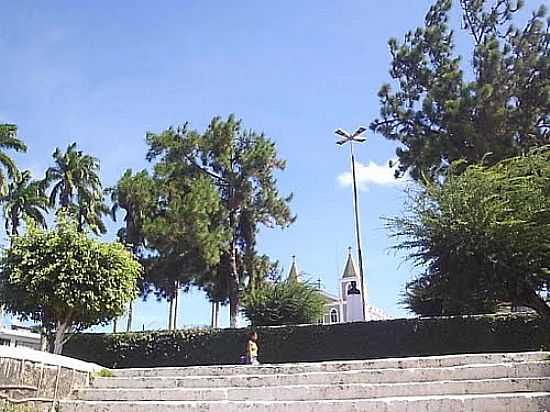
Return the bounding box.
[63,314,550,368]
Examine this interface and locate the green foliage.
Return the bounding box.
[140,172,227,301]
[108,169,157,331]
[371,0,549,181]
[2,170,48,236]
[0,124,27,195]
[0,216,142,353]
[390,148,550,318]
[44,142,108,234]
[108,169,155,254]
[63,314,550,368]
[241,280,325,326]
[93,368,113,378]
[145,115,294,326]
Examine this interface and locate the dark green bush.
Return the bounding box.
[63,314,550,368]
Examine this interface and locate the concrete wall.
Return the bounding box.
[0,346,100,410]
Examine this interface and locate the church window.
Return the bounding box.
[330,308,338,323]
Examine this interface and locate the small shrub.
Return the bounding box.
[94,369,113,378]
[241,280,325,326]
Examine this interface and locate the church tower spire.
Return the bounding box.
[288,255,300,282]
[342,247,359,280]
[340,247,368,306]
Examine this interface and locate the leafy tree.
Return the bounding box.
[0,124,27,194]
[389,148,550,319]
[241,279,325,327]
[140,174,227,329]
[0,216,141,353]
[108,169,156,331]
[371,0,549,181]
[146,115,294,327]
[44,143,108,234]
[2,170,48,236]
[109,169,154,253]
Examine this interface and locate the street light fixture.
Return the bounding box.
[335,126,367,320]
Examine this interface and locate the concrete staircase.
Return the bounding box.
[60,352,550,411]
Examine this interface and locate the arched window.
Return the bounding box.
[330,308,338,323]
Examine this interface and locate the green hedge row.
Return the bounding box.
[63,314,550,368]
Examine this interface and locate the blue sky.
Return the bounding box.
[1,1,463,330]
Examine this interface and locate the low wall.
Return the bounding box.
[63,313,550,368]
[0,346,100,410]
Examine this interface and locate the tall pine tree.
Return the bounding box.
[371,0,549,181]
[146,115,294,327]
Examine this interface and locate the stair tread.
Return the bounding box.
[78,376,550,392]
[61,391,550,404]
[99,360,550,381]
[110,351,550,377]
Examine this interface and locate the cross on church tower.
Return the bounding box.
[316,277,323,290]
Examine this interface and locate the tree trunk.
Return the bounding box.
[228,247,240,328]
[168,297,174,331]
[210,302,220,328]
[112,318,117,333]
[11,215,19,236]
[126,301,133,332]
[61,190,70,209]
[173,281,179,330]
[210,302,215,328]
[53,318,70,355]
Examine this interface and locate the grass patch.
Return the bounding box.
[93,368,113,378]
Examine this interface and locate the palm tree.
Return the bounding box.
[44,143,107,234]
[0,125,27,331]
[0,124,27,195]
[75,187,109,234]
[2,170,48,236]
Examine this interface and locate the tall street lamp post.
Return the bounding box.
[335,126,367,320]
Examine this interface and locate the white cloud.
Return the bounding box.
[337,160,403,190]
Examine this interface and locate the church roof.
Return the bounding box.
[287,256,300,281]
[320,290,339,303]
[342,248,359,279]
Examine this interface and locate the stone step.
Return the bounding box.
[75,377,550,402]
[59,392,550,412]
[110,351,549,378]
[92,361,550,389]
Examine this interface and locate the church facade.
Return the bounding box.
[287,248,387,324]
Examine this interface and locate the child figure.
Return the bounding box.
[246,331,259,365]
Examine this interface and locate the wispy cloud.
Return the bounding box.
[338,160,403,190]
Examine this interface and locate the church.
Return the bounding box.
[287,248,387,324]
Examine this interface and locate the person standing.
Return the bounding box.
[246,331,259,365]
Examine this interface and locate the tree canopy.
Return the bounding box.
[108,169,155,254]
[44,142,108,234]
[145,115,294,327]
[0,217,142,353]
[2,170,48,236]
[0,124,27,194]
[371,0,549,181]
[390,148,550,319]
